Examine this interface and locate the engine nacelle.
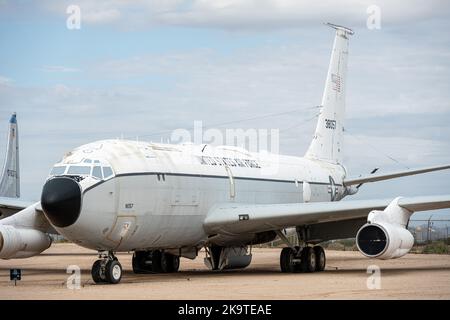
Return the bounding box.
[356,222,414,259]
[0,225,52,259]
[356,197,414,259]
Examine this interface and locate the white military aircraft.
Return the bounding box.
[0,112,20,199]
[1,24,450,284]
[0,112,29,219]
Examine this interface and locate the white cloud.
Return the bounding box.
[42,65,81,73]
[91,38,450,118]
[0,75,12,85]
[344,134,450,170]
[36,0,450,29]
[82,8,121,24]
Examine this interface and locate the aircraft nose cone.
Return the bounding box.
[41,177,82,228]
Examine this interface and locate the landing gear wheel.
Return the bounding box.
[91,260,105,284]
[313,246,326,272]
[300,246,316,273]
[280,247,300,273]
[280,247,291,272]
[132,251,152,274]
[172,256,180,272]
[151,250,163,273]
[161,253,180,273]
[105,259,122,284]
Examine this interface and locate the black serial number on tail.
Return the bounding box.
[325,119,336,129]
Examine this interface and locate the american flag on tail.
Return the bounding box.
[331,73,341,92]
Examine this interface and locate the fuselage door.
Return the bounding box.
[303,181,311,203]
[225,166,235,200]
[106,216,136,249]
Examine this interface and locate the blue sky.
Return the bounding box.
[0,0,449,222]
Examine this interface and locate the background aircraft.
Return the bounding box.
[0,112,19,198]
[0,113,30,219]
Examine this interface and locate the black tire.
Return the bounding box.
[313,246,326,272]
[161,253,180,273]
[280,247,289,272]
[280,247,297,273]
[293,246,302,273]
[132,251,152,274]
[172,255,180,272]
[105,259,122,284]
[132,251,143,273]
[151,250,163,273]
[300,246,316,273]
[91,260,104,284]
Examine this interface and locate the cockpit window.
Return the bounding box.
[67,166,91,175]
[102,167,113,179]
[50,166,66,175]
[92,166,103,179]
[49,159,114,181]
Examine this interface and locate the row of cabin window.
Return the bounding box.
[50,165,114,180]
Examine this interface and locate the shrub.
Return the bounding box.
[422,241,449,254]
[325,242,345,251]
[340,239,356,248]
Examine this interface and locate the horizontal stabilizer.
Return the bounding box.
[344,164,450,186]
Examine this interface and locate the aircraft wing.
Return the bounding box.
[344,164,450,186]
[0,197,34,218]
[0,200,57,234]
[203,195,450,236]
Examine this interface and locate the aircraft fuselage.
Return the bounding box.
[42,139,346,252]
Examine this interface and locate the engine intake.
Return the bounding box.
[356,222,414,259]
[0,225,52,259]
[356,198,415,259]
[356,224,387,256]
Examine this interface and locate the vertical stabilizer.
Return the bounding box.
[0,113,20,198]
[305,23,353,164]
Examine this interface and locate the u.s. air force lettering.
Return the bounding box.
[198,156,261,168]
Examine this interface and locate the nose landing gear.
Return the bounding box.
[91,251,122,284]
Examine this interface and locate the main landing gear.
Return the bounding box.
[279,245,326,273]
[276,229,326,273]
[132,250,180,274]
[91,251,122,284]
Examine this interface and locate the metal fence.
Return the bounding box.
[408,219,450,244]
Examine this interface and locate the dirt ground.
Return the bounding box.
[0,243,449,300]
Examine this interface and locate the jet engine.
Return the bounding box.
[0,225,52,259]
[356,197,414,259]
